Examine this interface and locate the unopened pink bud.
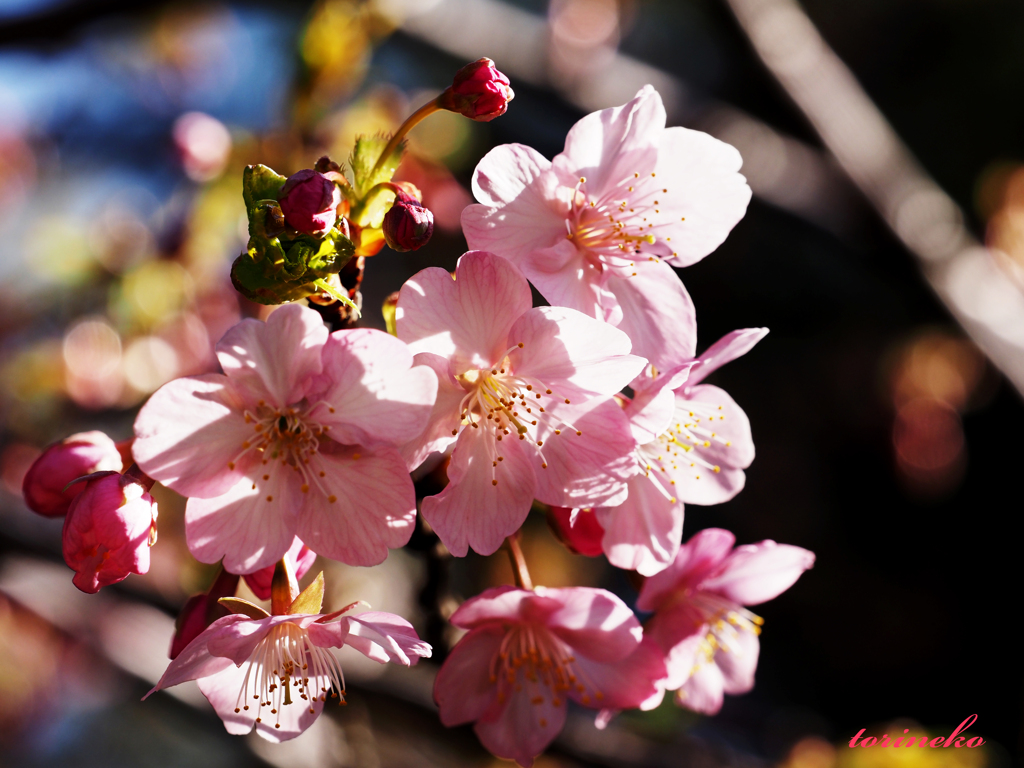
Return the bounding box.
[169,569,239,659]
[62,472,158,594]
[277,169,342,236]
[22,431,123,517]
[383,190,434,251]
[546,506,605,557]
[439,58,514,122]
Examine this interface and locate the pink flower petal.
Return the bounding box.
[553,85,665,195]
[624,384,676,446]
[185,471,300,574]
[538,586,641,663]
[216,304,327,408]
[508,306,646,396]
[197,651,325,742]
[145,614,251,697]
[474,677,568,768]
[676,658,725,714]
[717,628,760,694]
[332,612,431,665]
[653,126,752,268]
[686,328,769,387]
[399,353,464,471]
[295,442,416,567]
[604,259,698,374]
[421,426,536,557]
[701,541,815,606]
[637,528,736,612]
[133,374,254,498]
[569,634,667,711]
[310,328,437,446]
[531,398,637,509]
[396,251,533,374]
[463,144,566,266]
[449,586,561,629]
[433,624,504,726]
[518,240,619,324]
[676,384,755,469]
[595,472,683,576]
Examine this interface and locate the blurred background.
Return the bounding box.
[0,0,1020,766]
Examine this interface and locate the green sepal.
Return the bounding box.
[243,164,287,213]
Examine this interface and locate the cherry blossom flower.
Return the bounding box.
[396,250,645,556]
[434,586,665,766]
[462,85,751,372]
[23,431,124,517]
[549,328,766,576]
[148,573,430,742]
[133,304,437,573]
[62,471,158,594]
[638,528,814,714]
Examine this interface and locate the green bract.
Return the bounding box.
[230,164,356,307]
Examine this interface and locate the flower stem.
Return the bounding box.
[367,98,441,181]
[505,533,533,591]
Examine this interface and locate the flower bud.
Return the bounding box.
[240,538,317,601]
[62,472,158,594]
[438,58,514,122]
[277,169,342,236]
[383,190,434,251]
[546,506,605,557]
[22,431,123,517]
[169,569,239,659]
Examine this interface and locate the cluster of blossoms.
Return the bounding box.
[22,58,814,766]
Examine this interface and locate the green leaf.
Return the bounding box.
[312,278,360,316]
[349,134,404,199]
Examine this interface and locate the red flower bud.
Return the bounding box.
[62,472,158,594]
[383,190,434,251]
[546,506,605,557]
[438,58,514,122]
[22,431,123,517]
[277,169,342,236]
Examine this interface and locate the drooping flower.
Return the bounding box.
[438,58,514,122]
[638,528,814,714]
[170,539,317,660]
[396,251,645,556]
[434,586,665,767]
[22,431,124,517]
[62,471,158,594]
[278,169,342,236]
[548,328,766,575]
[462,85,751,372]
[148,572,431,742]
[133,304,437,573]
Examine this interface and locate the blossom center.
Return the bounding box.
[451,350,583,482]
[489,624,603,719]
[640,400,731,484]
[685,591,763,675]
[563,175,668,275]
[232,621,346,730]
[228,398,338,502]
